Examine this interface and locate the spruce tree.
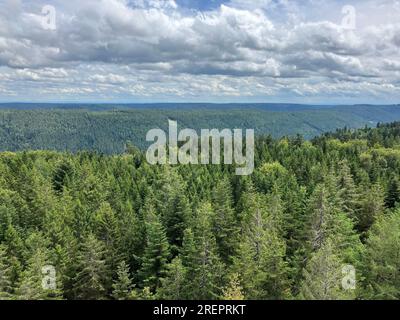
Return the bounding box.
[16,248,61,300]
[156,168,191,254]
[385,176,400,208]
[307,184,364,266]
[233,189,289,299]
[138,202,170,292]
[181,202,224,300]
[112,261,133,300]
[158,257,186,300]
[337,160,358,216]
[363,210,400,299]
[356,183,385,233]
[73,233,108,300]
[0,244,12,299]
[222,273,245,300]
[300,239,354,300]
[211,177,239,263]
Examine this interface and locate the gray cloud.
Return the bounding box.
[0,0,399,102]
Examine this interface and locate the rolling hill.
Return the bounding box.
[1,103,400,153]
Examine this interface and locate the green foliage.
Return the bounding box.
[158,257,186,300]
[0,121,400,300]
[363,210,400,299]
[233,188,289,299]
[211,177,239,263]
[181,203,225,300]
[300,239,354,300]
[1,104,400,153]
[16,247,61,300]
[138,202,170,292]
[73,233,108,300]
[222,273,245,300]
[0,244,12,299]
[112,261,133,300]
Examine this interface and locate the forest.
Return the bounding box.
[2,104,400,152]
[0,121,400,300]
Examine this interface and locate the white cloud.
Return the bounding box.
[0,0,399,103]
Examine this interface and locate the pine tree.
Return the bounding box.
[158,257,186,300]
[233,190,289,299]
[138,202,170,292]
[4,224,24,261]
[363,210,400,299]
[156,168,191,255]
[308,184,339,251]
[117,200,145,274]
[211,177,239,263]
[94,201,122,287]
[71,199,92,240]
[95,202,119,248]
[300,239,354,300]
[181,202,224,300]
[73,233,108,300]
[0,244,12,299]
[356,183,385,233]
[337,160,358,216]
[112,261,133,300]
[307,184,364,266]
[16,248,61,300]
[385,176,400,208]
[52,160,73,194]
[222,273,245,300]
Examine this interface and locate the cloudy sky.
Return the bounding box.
[0,0,400,104]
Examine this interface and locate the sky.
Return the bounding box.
[0,0,400,104]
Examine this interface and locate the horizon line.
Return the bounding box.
[1,102,400,107]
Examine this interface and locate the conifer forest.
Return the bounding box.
[1,122,400,300]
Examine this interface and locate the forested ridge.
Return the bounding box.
[1,122,400,300]
[2,104,400,152]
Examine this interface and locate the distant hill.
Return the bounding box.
[0,103,400,153]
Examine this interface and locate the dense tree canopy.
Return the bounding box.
[1,122,400,300]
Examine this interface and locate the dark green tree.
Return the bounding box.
[181,202,224,300]
[112,261,133,300]
[158,257,186,300]
[138,202,170,292]
[211,177,239,263]
[73,233,108,300]
[363,210,400,299]
[385,176,400,208]
[0,244,12,299]
[300,239,354,300]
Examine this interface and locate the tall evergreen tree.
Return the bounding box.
[385,176,400,208]
[0,244,12,299]
[158,257,186,300]
[16,248,61,300]
[356,183,385,233]
[138,202,170,292]
[337,160,358,216]
[181,203,224,300]
[307,184,364,266]
[112,261,133,300]
[211,177,239,263]
[233,189,289,299]
[73,233,108,300]
[222,273,245,300]
[156,168,191,255]
[300,239,354,300]
[363,210,400,299]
